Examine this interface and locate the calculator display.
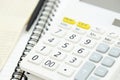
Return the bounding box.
[81,0,120,13]
[113,19,120,27]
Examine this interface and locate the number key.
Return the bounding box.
[42,58,59,70]
[51,27,66,37]
[28,53,44,65]
[65,32,81,43]
[80,37,96,48]
[43,35,59,46]
[73,46,89,58]
[35,43,51,56]
[58,40,74,52]
[65,56,82,67]
[50,49,66,61]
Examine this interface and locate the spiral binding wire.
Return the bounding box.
[10,0,60,80]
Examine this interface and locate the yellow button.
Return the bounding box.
[63,17,76,25]
[77,22,90,30]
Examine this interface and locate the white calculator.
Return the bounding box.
[20,16,120,80]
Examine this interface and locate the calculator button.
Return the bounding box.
[118,37,120,40]
[89,52,103,63]
[59,22,72,29]
[51,27,66,38]
[103,37,114,44]
[43,35,59,46]
[42,58,59,70]
[35,44,51,56]
[77,21,90,30]
[80,37,96,48]
[28,53,44,65]
[88,76,100,80]
[115,41,120,48]
[101,57,115,67]
[107,32,118,38]
[94,66,108,77]
[74,62,95,80]
[91,27,105,34]
[63,17,76,25]
[50,49,66,61]
[73,27,86,35]
[73,46,89,58]
[108,47,120,58]
[65,32,81,43]
[58,40,74,52]
[57,64,75,77]
[96,43,110,53]
[87,31,101,40]
[65,56,82,67]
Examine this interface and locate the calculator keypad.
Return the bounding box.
[23,18,120,80]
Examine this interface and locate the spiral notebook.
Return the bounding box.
[10,0,60,80]
[12,0,120,80]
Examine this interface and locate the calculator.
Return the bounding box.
[20,17,120,80]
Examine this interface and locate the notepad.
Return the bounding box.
[0,0,39,71]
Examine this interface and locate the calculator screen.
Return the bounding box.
[81,0,120,13]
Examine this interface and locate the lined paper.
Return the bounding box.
[0,0,39,70]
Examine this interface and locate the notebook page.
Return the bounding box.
[0,0,39,70]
